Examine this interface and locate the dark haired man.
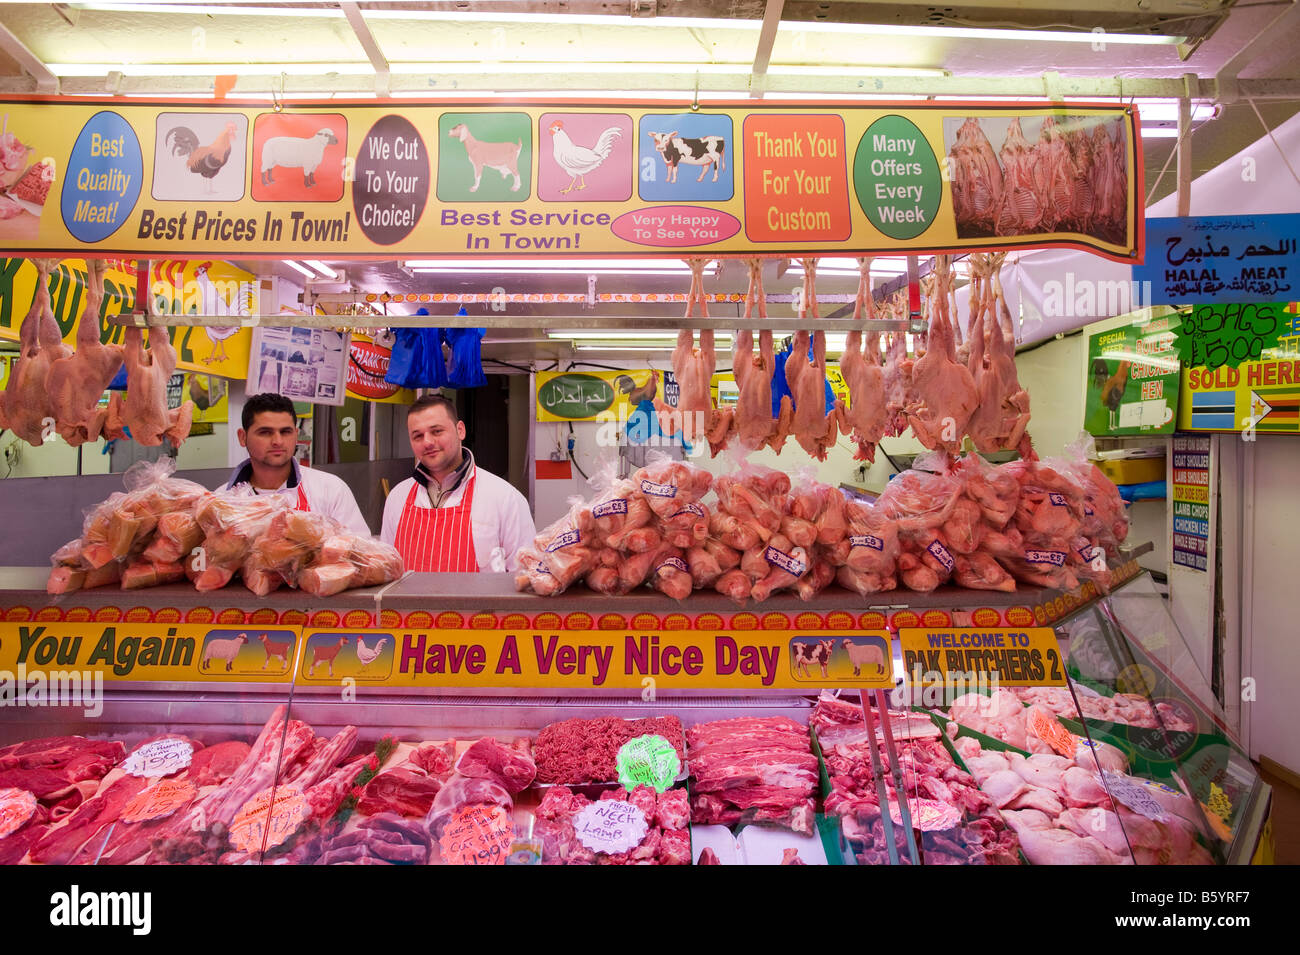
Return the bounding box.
[219,392,371,536]
[381,394,534,572]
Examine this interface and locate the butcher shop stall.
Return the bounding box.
[0,0,1294,870]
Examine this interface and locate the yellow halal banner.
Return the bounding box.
[537,368,660,422]
[300,627,895,690]
[0,98,1139,261]
[0,622,301,684]
[0,256,254,378]
[899,627,1066,687]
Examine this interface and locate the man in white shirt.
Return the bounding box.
[381,394,534,572]
[220,393,371,537]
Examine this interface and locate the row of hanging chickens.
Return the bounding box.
[666,254,1030,466]
[0,259,193,449]
[515,449,1129,603]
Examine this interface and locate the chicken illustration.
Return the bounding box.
[47,258,124,446]
[1100,360,1131,410]
[548,120,622,194]
[164,122,238,193]
[193,261,242,364]
[355,636,390,670]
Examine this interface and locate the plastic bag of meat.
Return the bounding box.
[296,535,404,597]
[875,461,963,545]
[570,460,653,551]
[953,452,1019,529]
[514,504,598,596]
[630,456,713,521]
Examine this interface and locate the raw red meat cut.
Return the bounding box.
[455,737,537,794]
[534,716,684,784]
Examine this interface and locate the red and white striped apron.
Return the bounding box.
[392,472,480,572]
[294,484,310,511]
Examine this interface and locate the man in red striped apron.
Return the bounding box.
[220,392,371,536]
[381,394,535,573]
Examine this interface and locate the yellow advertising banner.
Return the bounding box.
[711,364,848,407]
[0,97,1140,260]
[0,256,255,378]
[0,622,300,683]
[898,627,1066,687]
[300,626,895,690]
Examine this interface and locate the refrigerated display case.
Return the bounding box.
[0,564,1270,864]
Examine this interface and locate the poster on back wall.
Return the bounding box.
[0,98,1141,261]
[1084,309,1181,436]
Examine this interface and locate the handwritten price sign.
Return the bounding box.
[573,800,648,854]
[1175,302,1289,370]
[1030,709,1079,758]
[122,779,197,823]
[616,735,680,793]
[229,787,309,853]
[123,738,194,778]
[439,804,512,865]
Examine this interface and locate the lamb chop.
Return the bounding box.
[0,259,70,445]
[47,258,124,446]
[671,257,729,453]
[784,259,841,460]
[120,319,195,448]
[732,258,792,452]
[836,257,889,462]
[906,256,977,454]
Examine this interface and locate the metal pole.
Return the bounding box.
[858,693,902,865]
[874,688,922,865]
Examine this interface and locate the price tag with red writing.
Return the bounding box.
[439,804,513,865]
[229,788,309,853]
[888,798,961,832]
[123,738,194,778]
[122,779,197,824]
[1030,709,1078,757]
[0,788,37,838]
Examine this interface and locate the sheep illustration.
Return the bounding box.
[260,128,339,187]
[842,639,887,677]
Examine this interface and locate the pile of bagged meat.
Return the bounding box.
[47,459,403,598]
[515,437,1128,602]
[811,694,1022,865]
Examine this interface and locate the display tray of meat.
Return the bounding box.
[809,695,1022,865]
[685,716,819,836]
[532,715,686,787]
[951,732,1217,865]
[529,783,692,865]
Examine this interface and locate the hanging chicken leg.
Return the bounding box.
[784,258,841,460]
[671,257,730,454]
[47,258,124,446]
[0,259,71,445]
[732,257,791,452]
[119,318,195,448]
[836,256,889,462]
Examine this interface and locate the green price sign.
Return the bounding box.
[616,734,680,793]
[1175,302,1291,370]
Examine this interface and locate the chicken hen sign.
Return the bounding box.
[0,97,1141,261]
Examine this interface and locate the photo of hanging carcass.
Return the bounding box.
[944,113,1131,247]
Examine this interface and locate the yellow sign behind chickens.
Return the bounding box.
[899,627,1067,687]
[0,257,254,379]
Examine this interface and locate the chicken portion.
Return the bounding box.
[966,253,1031,455]
[837,257,889,462]
[906,256,978,453]
[0,259,70,445]
[670,258,730,453]
[120,321,195,448]
[47,258,124,446]
[731,259,792,453]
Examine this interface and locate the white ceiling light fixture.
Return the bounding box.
[303,260,339,280]
[282,260,317,279]
[406,258,718,272]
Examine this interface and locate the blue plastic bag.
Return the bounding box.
[772,339,834,417]
[385,308,448,389]
[444,308,487,388]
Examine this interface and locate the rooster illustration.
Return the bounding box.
[1100,359,1131,410]
[164,122,238,193]
[548,120,622,194]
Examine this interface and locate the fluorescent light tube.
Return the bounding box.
[303,260,338,279]
[282,260,316,279]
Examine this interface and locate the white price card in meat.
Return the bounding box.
[123,738,195,778]
[573,800,649,854]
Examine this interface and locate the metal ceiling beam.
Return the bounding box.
[8,73,1298,99]
[748,0,785,99]
[1213,0,1300,103]
[340,1,391,95]
[0,22,57,93]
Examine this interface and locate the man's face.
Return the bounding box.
[239,411,298,469]
[408,405,466,477]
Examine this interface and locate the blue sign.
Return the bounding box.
[1133,214,1299,305]
[60,111,143,243]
